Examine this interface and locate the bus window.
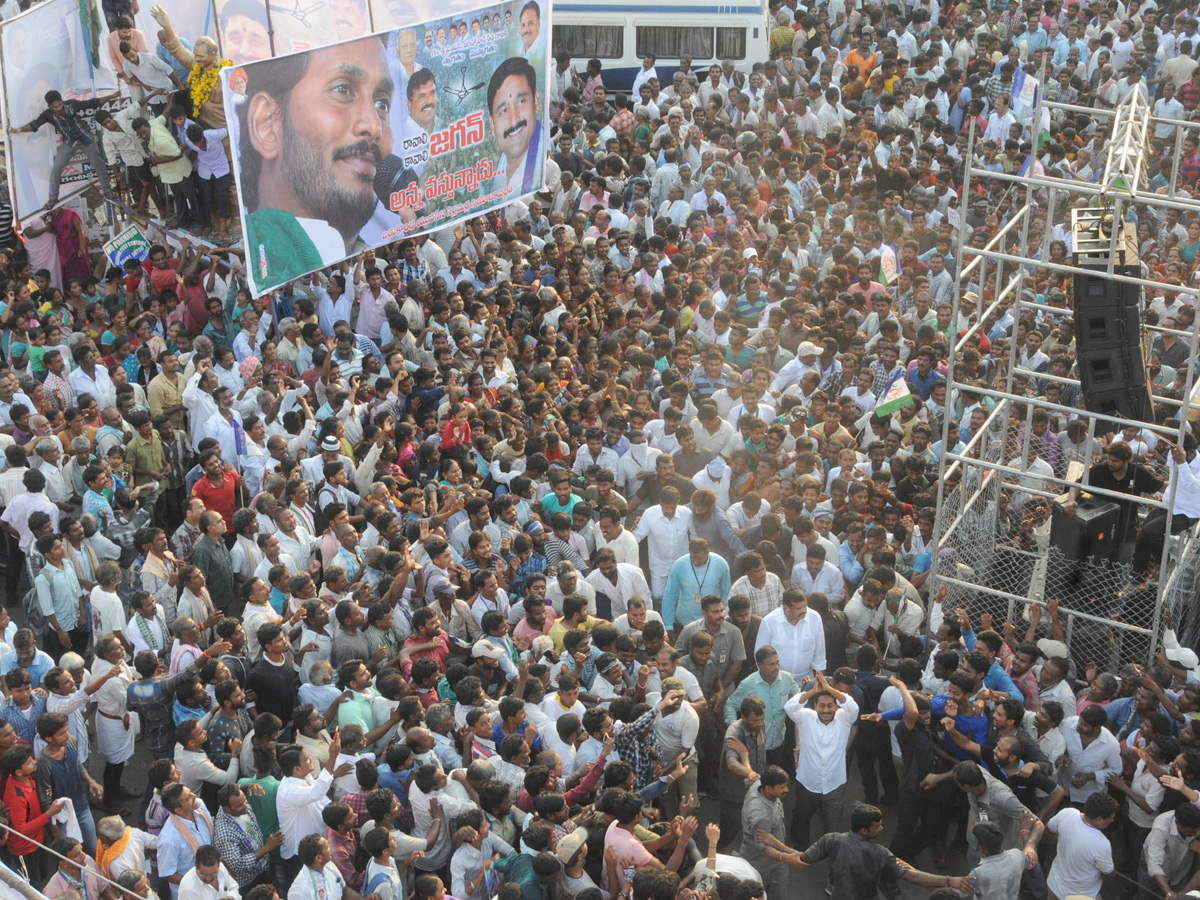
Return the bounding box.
[635,25,713,60]
[551,24,624,58]
[715,26,747,59]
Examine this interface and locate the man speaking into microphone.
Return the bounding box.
[236,34,419,288]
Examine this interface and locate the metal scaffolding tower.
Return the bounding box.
[930,89,1200,668]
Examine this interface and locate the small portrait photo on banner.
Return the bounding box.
[221,0,548,297]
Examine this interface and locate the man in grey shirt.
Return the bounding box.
[676,594,747,690]
[953,760,1036,867]
[720,695,767,849]
[739,765,800,897]
[1138,805,1200,899]
[968,820,1042,900]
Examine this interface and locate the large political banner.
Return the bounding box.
[222,0,549,296]
[215,0,374,64]
[1,0,120,220]
[368,0,502,30]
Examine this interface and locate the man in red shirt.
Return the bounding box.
[400,606,455,677]
[1178,68,1200,112]
[143,244,180,296]
[190,450,241,535]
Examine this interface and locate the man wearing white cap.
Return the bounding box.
[769,342,821,395]
[300,434,353,488]
[1163,620,1200,685]
[693,457,732,511]
[555,830,597,898]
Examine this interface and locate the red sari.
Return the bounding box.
[52,208,90,285]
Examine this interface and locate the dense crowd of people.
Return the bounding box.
[1,0,1200,899]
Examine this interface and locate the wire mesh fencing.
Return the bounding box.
[932,434,1187,669]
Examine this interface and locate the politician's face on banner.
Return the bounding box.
[408,71,438,133]
[333,0,371,40]
[519,3,539,52]
[488,58,538,172]
[242,35,394,244]
[396,29,418,68]
[224,14,271,65]
[218,0,272,66]
[227,0,549,296]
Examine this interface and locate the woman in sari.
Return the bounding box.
[260,339,294,378]
[51,207,89,285]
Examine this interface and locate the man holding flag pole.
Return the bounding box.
[875,366,916,421]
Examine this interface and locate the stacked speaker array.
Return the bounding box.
[1071,271,1154,423]
[1069,210,1153,424]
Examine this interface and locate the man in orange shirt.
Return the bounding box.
[845,30,878,78]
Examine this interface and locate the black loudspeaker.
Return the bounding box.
[1050,495,1121,560]
[1047,496,1124,613]
[1072,270,1153,422]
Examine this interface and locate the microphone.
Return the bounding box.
[374,155,420,210]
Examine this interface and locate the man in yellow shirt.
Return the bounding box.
[547,594,601,654]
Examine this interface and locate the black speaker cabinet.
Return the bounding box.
[1050,495,1121,561]
[1072,269,1153,422]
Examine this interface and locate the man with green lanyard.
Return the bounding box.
[661,538,731,637]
